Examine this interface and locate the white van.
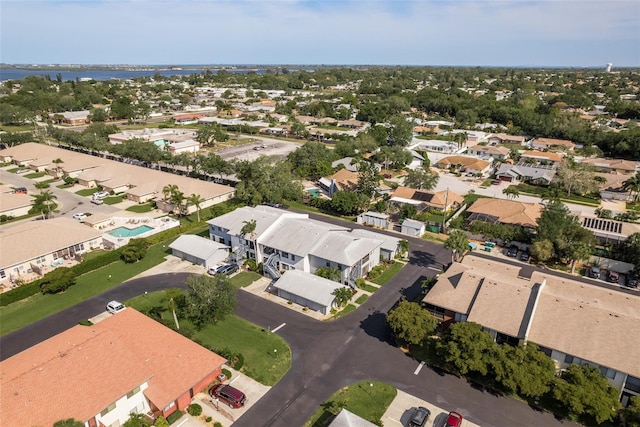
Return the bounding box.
[106,300,126,314]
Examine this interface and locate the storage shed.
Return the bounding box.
[272,270,346,315]
[169,235,229,268]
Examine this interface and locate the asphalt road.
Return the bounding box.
[0,231,578,427]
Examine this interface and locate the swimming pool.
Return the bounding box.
[108,225,153,238]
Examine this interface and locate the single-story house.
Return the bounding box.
[272,270,346,315]
[495,162,557,185]
[0,308,226,426]
[435,156,492,176]
[411,139,459,154]
[579,212,640,244]
[530,137,575,151]
[318,169,359,197]
[0,186,33,218]
[520,150,563,164]
[467,144,510,160]
[0,217,104,286]
[595,172,632,201]
[390,186,464,212]
[173,114,204,125]
[581,158,638,175]
[169,234,229,269]
[466,198,542,229]
[167,139,200,155]
[488,133,526,145]
[423,255,640,406]
[49,110,91,125]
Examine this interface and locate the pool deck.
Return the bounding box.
[100,216,180,248]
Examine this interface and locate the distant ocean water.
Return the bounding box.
[0,67,266,82]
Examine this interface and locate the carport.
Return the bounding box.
[169,235,229,269]
[272,270,346,315]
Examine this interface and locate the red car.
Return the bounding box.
[209,384,246,408]
[445,411,463,427]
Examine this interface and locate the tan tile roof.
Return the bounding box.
[436,156,491,171]
[521,150,563,162]
[0,217,104,268]
[0,143,235,203]
[391,186,416,199]
[424,256,640,378]
[328,168,359,191]
[490,133,526,143]
[533,137,576,148]
[582,158,638,173]
[0,192,33,213]
[527,271,640,377]
[0,309,226,426]
[467,198,542,228]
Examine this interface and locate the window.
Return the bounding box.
[0,270,4,279]
[127,385,141,399]
[326,261,331,267]
[35,256,46,264]
[281,252,289,259]
[100,402,117,417]
[600,367,616,379]
[163,401,176,412]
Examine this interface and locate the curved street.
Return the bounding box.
[0,234,578,427]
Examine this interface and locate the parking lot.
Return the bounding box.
[215,136,301,162]
[382,390,481,427]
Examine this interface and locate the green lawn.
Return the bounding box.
[329,303,357,320]
[103,195,125,205]
[305,381,397,427]
[355,294,369,305]
[229,271,261,288]
[0,124,33,132]
[126,203,155,213]
[360,283,378,293]
[126,290,290,386]
[0,239,176,335]
[23,172,46,179]
[75,188,99,196]
[7,167,20,173]
[371,262,405,286]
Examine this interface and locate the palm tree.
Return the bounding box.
[444,230,469,263]
[162,184,178,201]
[187,193,204,222]
[623,173,640,203]
[241,219,257,240]
[169,190,185,215]
[34,190,58,219]
[166,290,180,330]
[502,186,520,200]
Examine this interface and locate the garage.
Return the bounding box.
[168,235,229,269]
[272,270,346,315]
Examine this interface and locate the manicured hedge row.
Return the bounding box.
[0,280,42,307]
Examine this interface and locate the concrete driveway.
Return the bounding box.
[383,390,481,427]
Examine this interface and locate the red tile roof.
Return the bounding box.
[1,309,226,426]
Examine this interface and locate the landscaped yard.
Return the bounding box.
[23,172,46,179]
[229,271,261,288]
[329,303,357,320]
[126,203,155,213]
[355,294,369,305]
[370,261,405,286]
[75,188,99,196]
[126,290,291,386]
[103,195,125,205]
[0,238,178,335]
[305,381,397,427]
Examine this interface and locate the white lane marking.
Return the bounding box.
[272,322,286,333]
[414,361,425,375]
[428,266,441,271]
[386,416,402,424]
[176,419,188,427]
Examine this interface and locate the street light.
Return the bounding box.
[274,349,278,359]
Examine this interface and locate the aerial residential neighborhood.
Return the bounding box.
[1,38,640,427]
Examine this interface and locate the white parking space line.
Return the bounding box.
[414,361,425,375]
[427,266,441,271]
[176,419,188,427]
[386,416,402,424]
[272,322,286,333]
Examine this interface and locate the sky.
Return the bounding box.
[1,0,639,67]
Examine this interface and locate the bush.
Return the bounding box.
[205,417,212,423]
[214,423,222,427]
[72,249,122,276]
[213,347,244,370]
[40,267,76,294]
[187,403,202,416]
[165,410,182,424]
[222,368,232,380]
[121,238,150,263]
[0,280,42,306]
[78,319,93,326]
[243,259,257,271]
[366,265,385,280]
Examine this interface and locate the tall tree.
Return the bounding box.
[623,172,640,203]
[502,186,520,200]
[32,189,58,219]
[387,114,414,146]
[356,160,380,198]
[555,158,598,197]
[331,287,353,307]
[404,168,439,190]
[386,300,437,346]
[187,193,204,222]
[444,230,469,263]
[436,322,497,376]
[240,219,257,239]
[184,274,236,328]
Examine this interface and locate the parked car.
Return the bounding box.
[92,191,109,200]
[218,264,239,275]
[520,251,530,262]
[491,179,501,185]
[91,198,104,205]
[607,271,620,283]
[445,411,463,427]
[207,264,226,275]
[625,276,638,288]
[72,213,87,221]
[106,300,126,314]
[209,384,246,408]
[13,187,27,194]
[506,245,518,257]
[589,266,601,279]
[409,406,431,426]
